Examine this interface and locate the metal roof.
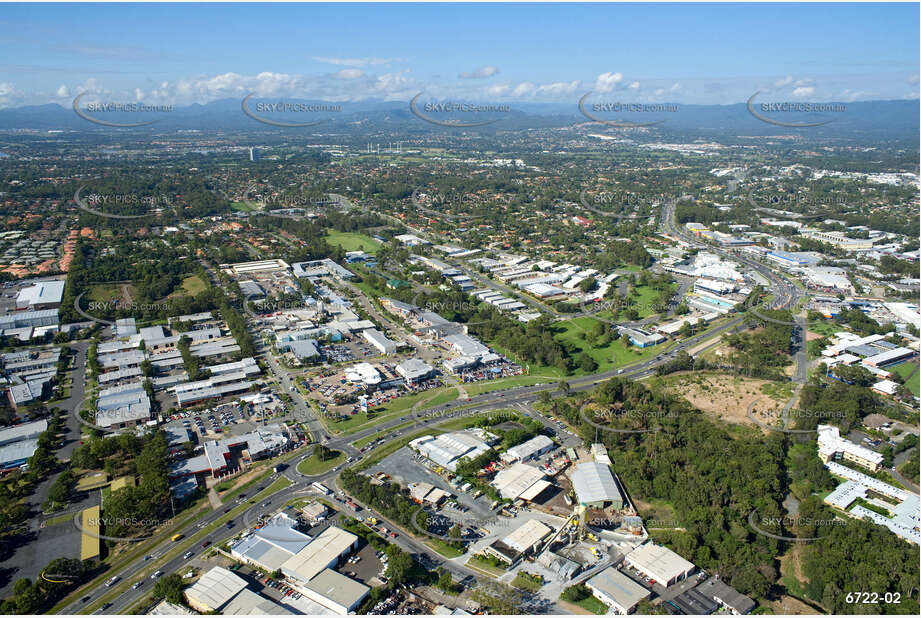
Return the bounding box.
[571,462,622,505]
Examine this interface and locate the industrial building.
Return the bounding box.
[624,542,695,586]
[409,430,494,472]
[491,461,550,501]
[695,576,756,614]
[483,519,553,566]
[363,328,398,355]
[221,588,293,615]
[230,513,313,572]
[585,567,650,614]
[297,568,369,615]
[570,462,623,509]
[16,279,65,310]
[184,567,249,613]
[501,434,555,463]
[280,526,359,584]
[0,419,47,469]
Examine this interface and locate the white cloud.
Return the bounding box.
[594,71,623,93]
[792,86,815,98]
[774,75,794,88]
[628,81,640,90]
[334,69,364,80]
[312,57,403,67]
[55,84,69,98]
[670,82,681,92]
[458,66,498,79]
[511,82,536,97]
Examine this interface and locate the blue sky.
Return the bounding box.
[0,2,917,107]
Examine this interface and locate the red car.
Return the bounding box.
[201,541,211,548]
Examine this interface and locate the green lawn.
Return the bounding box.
[327,387,456,435]
[512,572,544,592]
[891,362,920,397]
[351,420,416,448]
[231,200,257,212]
[178,275,207,295]
[553,316,665,374]
[296,450,345,476]
[465,555,507,577]
[463,375,553,396]
[425,539,466,558]
[575,595,609,615]
[325,231,382,254]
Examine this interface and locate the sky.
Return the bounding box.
[0,2,918,108]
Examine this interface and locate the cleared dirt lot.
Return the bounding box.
[655,371,784,427]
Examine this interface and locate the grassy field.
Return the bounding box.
[575,595,609,614]
[352,420,416,449]
[178,274,207,295]
[425,539,466,559]
[327,387,456,435]
[466,555,507,577]
[463,375,553,396]
[553,316,664,374]
[296,450,345,476]
[325,231,382,254]
[512,572,544,592]
[231,200,257,212]
[87,283,135,305]
[891,361,920,396]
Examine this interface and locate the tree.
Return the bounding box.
[153,573,185,604]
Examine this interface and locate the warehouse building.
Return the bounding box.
[221,588,293,615]
[281,526,359,585]
[298,568,369,615]
[409,430,494,472]
[484,519,553,566]
[184,567,249,613]
[585,567,650,614]
[570,462,623,509]
[624,542,695,587]
[16,279,65,310]
[230,513,313,572]
[501,434,555,463]
[492,461,549,501]
[695,576,756,614]
[363,328,398,355]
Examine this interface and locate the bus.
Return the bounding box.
[311,482,331,495]
[171,534,184,542]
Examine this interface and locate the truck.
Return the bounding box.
[171,534,184,542]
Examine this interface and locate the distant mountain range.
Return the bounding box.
[1,97,917,142]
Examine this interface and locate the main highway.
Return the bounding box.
[63,197,805,615]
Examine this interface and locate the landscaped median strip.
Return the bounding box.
[77,476,293,615]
